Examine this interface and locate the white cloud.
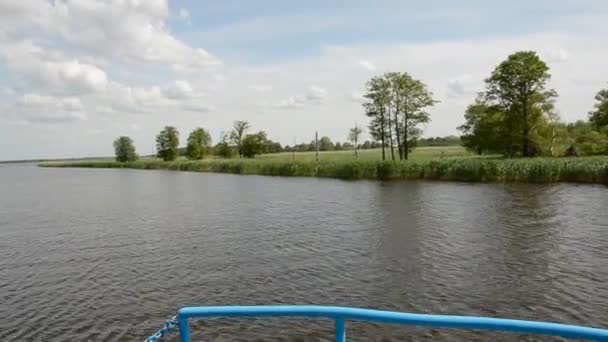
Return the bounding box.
[306,85,328,102]
[357,59,376,71]
[181,102,214,113]
[87,129,103,135]
[275,95,306,109]
[0,0,220,70]
[13,94,86,124]
[275,85,328,109]
[17,94,84,112]
[543,48,570,63]
[0,41,108,95]
[347,91,365,103]
[163,80,194,100]
[249,84,273,92]
[446,74,479,98]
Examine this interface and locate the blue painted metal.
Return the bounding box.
[176,305,608,341]
[334,318,346,342]
[178,314,190,342]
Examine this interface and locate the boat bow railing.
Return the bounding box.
[147,305,608,341]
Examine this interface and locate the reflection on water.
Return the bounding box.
[0,164,607,341]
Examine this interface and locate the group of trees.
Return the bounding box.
[113,51,607,162]
[458,50,608,157]
[363,72,437,160]
[113,121,283,162]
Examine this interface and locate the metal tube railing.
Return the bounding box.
[177,305,608,342]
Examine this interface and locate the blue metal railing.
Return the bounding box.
[175,305,608,341]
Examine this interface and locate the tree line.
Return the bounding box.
[113,120,367,162]
[113,49,608,162]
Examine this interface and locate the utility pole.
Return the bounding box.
[315,131,319,162]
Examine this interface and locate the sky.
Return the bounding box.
[1,0,607,160]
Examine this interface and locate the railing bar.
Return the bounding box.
[177,306,608,341]
[334,319,346,342]
[178,316,190,342]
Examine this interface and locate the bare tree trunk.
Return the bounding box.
[387,108,395,161]
[315,131,319,162]
[403,112,409,160]
[394,109,403,160]
[522,97,530,157]
[380,108,386,161]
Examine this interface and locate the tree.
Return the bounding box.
[113,136,138,162]
[267,141,283,153]
[214,132,235,158]
[484,51,556,157]
[364,76,391,160]
[241,131,269,158]
[389,72,436,160]
[156,126,179,161]
[186,127,212,160]
[319,136,334,151]
[348,124,363,159]
[364,72,436,160]
[230,120,250,158]
[334,142,343,151]
[361,140,372,149]
[589,87,608,128]
[459,98,513,155]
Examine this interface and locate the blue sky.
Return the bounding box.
[0,0,607,159]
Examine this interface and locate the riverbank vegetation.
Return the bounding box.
[40,154,608,183]
[41,50,608,184]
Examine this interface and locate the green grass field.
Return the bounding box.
[257,146,473,162]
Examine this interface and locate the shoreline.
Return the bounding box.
[39,158,608,184]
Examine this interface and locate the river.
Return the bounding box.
[1,163,607,341]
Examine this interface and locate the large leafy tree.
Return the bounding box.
[186,127,212,160]
[156,126,179,161]
[113,136,138,162]
[241,131,269,158]
[389,72,436,160]
[484,51,556,157]
[363,72,435,160]
[229,120,250,158]
[589,87,608,128]
[363,76,390,160]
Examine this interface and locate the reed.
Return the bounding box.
[39,157,608,184]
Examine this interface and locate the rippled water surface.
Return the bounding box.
[1,164,608,341]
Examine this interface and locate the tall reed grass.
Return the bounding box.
[40,157,608,184]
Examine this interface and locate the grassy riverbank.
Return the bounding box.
[40,150,608,184]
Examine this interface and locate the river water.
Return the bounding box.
[1,163,608,341]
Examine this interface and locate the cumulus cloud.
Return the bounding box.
[0,42,108,95]
[0,0,220,70]
[13,94,86,123]
[163,80,194,100]
[275,85,328,109]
